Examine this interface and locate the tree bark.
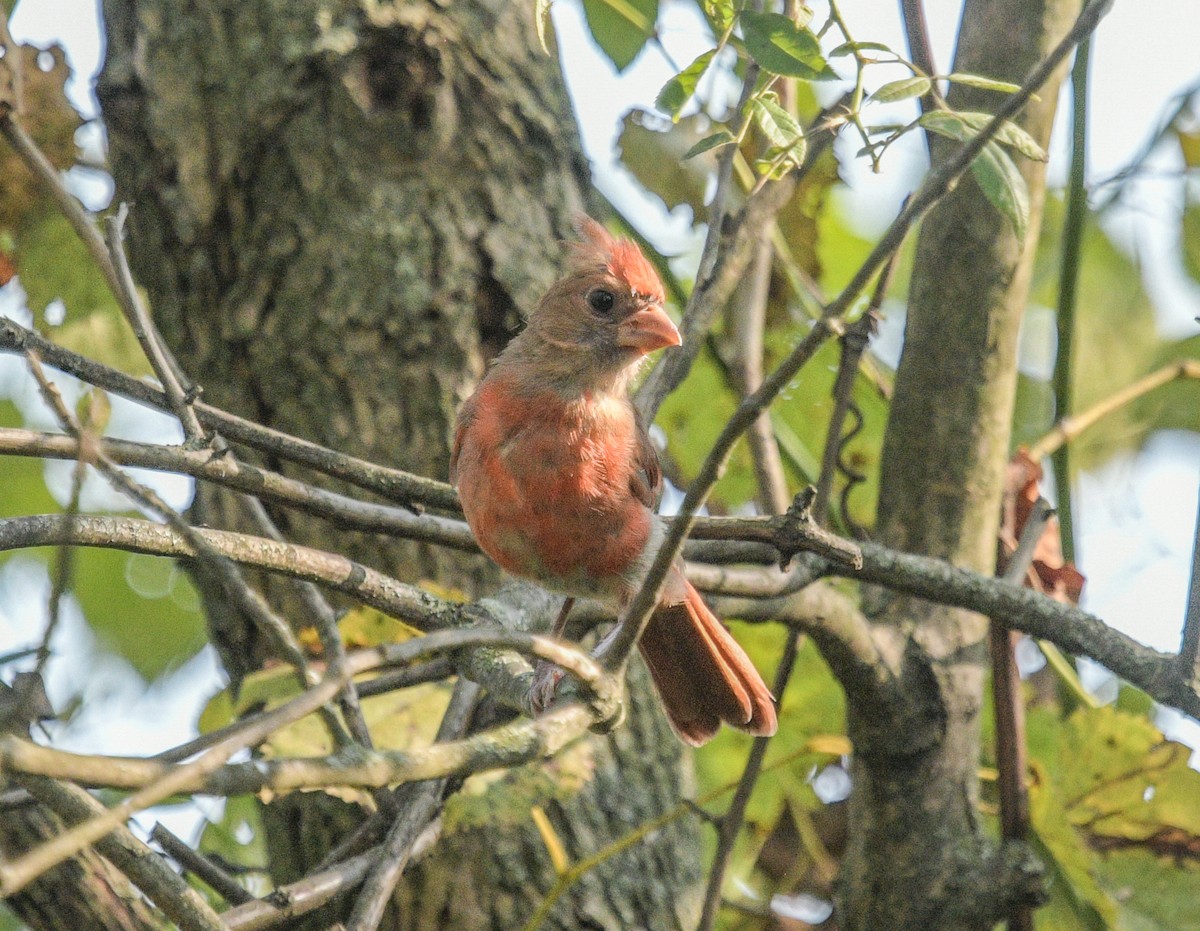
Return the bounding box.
[97,1,702,928]
[846,1,1081,928]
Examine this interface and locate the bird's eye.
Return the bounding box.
[587,288,616,315]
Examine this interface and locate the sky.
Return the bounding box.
[1,0,1199,811]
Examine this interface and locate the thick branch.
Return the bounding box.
[847,541,1200,717]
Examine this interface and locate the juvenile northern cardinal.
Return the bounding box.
[451,218,777,745]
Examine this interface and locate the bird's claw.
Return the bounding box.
[527,661,566,715]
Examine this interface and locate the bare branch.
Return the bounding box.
[0,426,477,549]
[731,238,791,514]
[1178,494,1200,687]
[849,539,1200,717]
[0,111,121,302]
[103,211,207,444]
[0,317,459,513]
[150,822,255,906]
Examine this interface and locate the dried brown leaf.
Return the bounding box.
[1002,449,1085,605]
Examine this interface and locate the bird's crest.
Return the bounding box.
[569,216,665,304]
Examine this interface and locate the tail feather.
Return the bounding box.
[638,578,778,746]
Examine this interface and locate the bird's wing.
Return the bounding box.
[630,405,663,510]
[449,392,479,485]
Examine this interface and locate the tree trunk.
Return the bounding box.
[97,1,702,928]
[845,1,1081,928]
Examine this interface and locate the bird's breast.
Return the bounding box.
[455,379,653,600]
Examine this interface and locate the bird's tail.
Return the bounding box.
[637,576,777,746]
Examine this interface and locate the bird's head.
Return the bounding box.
[510,217,681,393]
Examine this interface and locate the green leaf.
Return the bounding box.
[1024,705,1200,930]
[16,211,119,324]
[750,95,804,148]
[946,72,1022,94]
[1057,706,1200,848]
[971,140,1030,241]
[683,129,735,160]
[1176,127,1200,168]
[1182,200,1200,284]
[581,0,659,72]
[72,548,206,680]
[830,40,893,57]
[870,76,932,103]
[655,49,716,120]
[534,0,554,55]
[1132,334,1200,435]
[919,109,1047,161]
[1095,849,1200,930]
[739,11,837,81]
[919,111,1035,239]
[617,110,715,214]
[749,95,806,172]
[702,0,735,33]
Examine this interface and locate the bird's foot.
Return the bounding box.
[527,660,566,715]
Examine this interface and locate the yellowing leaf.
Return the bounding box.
[0,44,81,233]
[338,605,422,648]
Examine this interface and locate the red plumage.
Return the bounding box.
[452,217,777,745]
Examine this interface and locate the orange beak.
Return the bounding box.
[617,304,682,354]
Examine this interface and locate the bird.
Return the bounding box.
[451,217,777,746]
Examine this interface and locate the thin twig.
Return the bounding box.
[36,441,87,676]
[1051,37,1091,565]
[0,644,368,897]
[697,630,804,931]
[899,0,939,123]
[633,78,856,423]
[732,237,791,514]
[23,351,327,719]
[1027,359,1200,461]
[2,40,206,450]
[813,259,889,524]
[103,211,207,445]
[235,490,373,747]
[1178,495,1200,686]
[0,426,477,550]
[519,738,843,931]
[0,316,456,512]
[221,848,378,930]
[151,822,255,906]
[0,115,121,302]
[0,628,592,898]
